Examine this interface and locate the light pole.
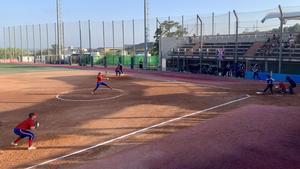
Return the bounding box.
[144,0,149,69]
[56,0,62,64]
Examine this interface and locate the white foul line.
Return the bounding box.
[56,88,126,102]
[25,95,251,169]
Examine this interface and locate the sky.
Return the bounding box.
[0,0,299,49]
[0,0,299,27]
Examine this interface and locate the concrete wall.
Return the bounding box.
[160,37,189,59]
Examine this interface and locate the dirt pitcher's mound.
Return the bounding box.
[56,88,125,101]
[76,104,300,169]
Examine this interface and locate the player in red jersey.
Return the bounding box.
[11,112,38,150]
[91,72,113,95]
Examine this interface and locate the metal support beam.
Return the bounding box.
[112,20,115,64]
[197,15,203,73]
[156,18,163,71]
[20,25,23,59]
[8,27,11,60]
[228,11,231,35]
[102,21,106,68]
[79,20,82,66]
[88,20,93,67]
[13,26,16,59]
[233,10,239,77]
[122,20,125,65]
[32,25,36,63]
[132,19,136,69]
[144,0,149,69]
[278,5,283,74]
[56,0,62,64]
[46,24,49,57]
[212,12,215,36]
[26,25,29,57]
[39,24,42,62]
[233,10,239,64]
[3,27,6,59]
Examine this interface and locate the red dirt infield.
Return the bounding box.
[0,64,299,169]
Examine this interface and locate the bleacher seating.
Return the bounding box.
[168,33,300,62]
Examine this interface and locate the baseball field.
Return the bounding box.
[0,64,299,169]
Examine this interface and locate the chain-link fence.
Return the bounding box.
[0,5,299,69]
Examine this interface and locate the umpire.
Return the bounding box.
[286,76,297,94]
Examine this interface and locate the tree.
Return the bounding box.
[151,20,188,56]
[271,23,300,33]
[49,44,58,55]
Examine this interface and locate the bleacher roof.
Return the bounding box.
[261,11,300,23]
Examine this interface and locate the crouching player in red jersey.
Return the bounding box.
[11,112,39,150]
[91,72,113,95]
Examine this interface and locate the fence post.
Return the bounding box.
[39,24,42,62]
[156,17,162,71]
[62,22,65,62]
[228,11,231,35]
[8,27,11,61]
[13,26,16,60]
[79,20,82,66]
[3,27,6,59]
[181,15,184,37]
[32,24,36,63]
[143,1,150,69]
[112,20,115,65]
[278,5,283,74]
[132,19,135,70]
[197,15,203,73]
[26,25,29,58]
[46,24,49,62]
[102,21,106,68]
[212,12,215,36]
[233,10,239,76]
[54,23,57,61]
[20,25,23,60]
[122,20,125,65]
[88,20,93,67]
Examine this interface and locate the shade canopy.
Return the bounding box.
[261,11,300,23]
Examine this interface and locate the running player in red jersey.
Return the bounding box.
[91,72,112,95]
[11,112,38,150]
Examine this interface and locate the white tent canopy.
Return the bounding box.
[261,11,300,23]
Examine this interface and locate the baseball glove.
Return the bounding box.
[35,121,40,129]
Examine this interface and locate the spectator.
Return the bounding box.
[240,64,246,78]
[139,60,143,69]
[271,34,277,47]
[288,34,295,48]
[286,76,297,94]
[252,64,260,80]
[188,37,192,43]
[226,63,231,77]
[193,34,196,43]
[263,75,274,95]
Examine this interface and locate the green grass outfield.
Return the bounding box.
[0,64,71,74]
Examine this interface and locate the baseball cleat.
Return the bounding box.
[28,146,37,150]
[11,142,18,146]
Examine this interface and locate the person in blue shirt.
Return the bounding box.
[263,75,274,94]
[286,76,297,94]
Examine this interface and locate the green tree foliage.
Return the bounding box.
[271,23,300,33]
[0,48,25,59]
[152,20,188,56]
